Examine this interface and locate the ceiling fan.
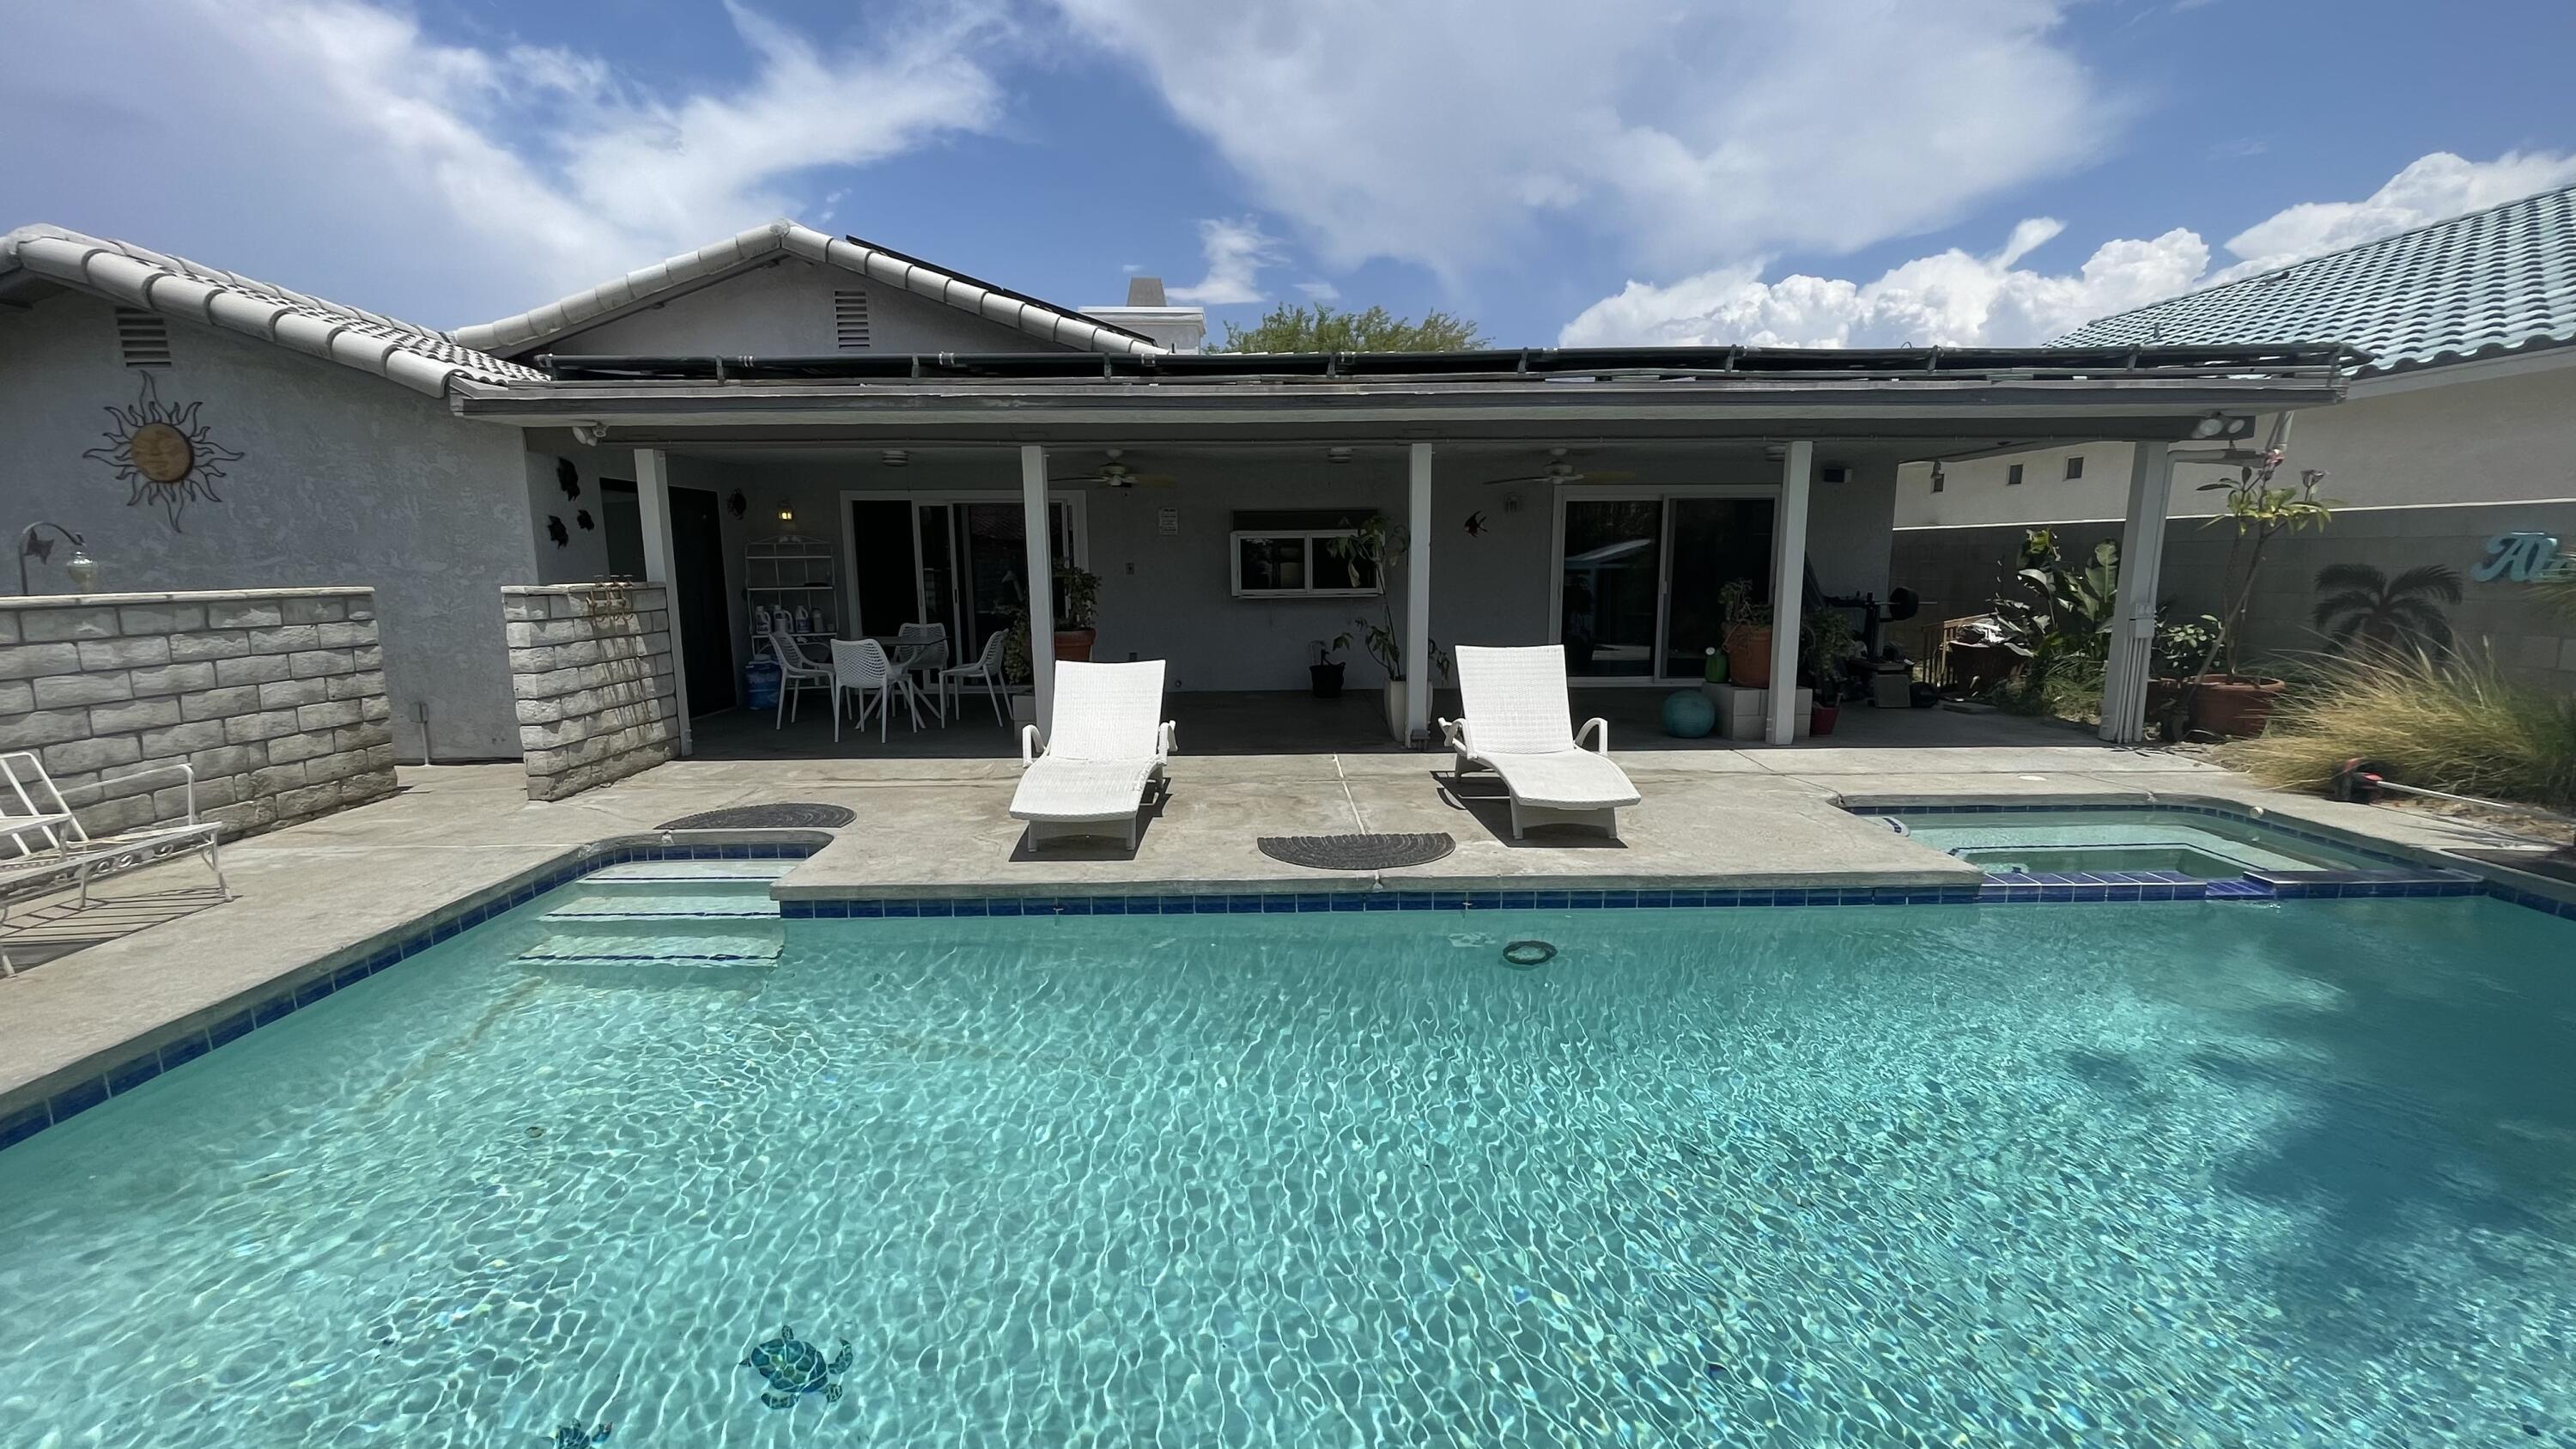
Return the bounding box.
[1474,447,1635,487]
[1051,448,1176,488]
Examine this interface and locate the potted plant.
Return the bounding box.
[1717,578,1772,687]
[1325,514,1448,741]
[1801,609,1856,735]
[1334,618,1451,743]
[1309,638,1346,698]
[2178,456,2336,736]
[1052,563,1102,663]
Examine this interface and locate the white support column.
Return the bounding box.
[1020,444,1056,737]
[1765,441,1813,745]
[1404,441,1434,744]
[634,447,693,756]
[2099,441,2177,744]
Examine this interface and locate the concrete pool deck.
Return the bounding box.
[5,734,2568,1123]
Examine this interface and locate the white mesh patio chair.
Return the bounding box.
[830,637,920,744]
[3,752,227,974]
[892,623,950,725]
[769,629,835,729]
[1009,660,1176,850]
[939,629,1011,726]
[1439,644,1641,840]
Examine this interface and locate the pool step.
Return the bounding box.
[542,884,781,921]
[585,859,797,885]
[519,919,783,964]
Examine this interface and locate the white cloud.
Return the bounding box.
[1058,0,2114,282]
[0,0,1011,326]
[1294,280,1341,302]
[1166,217,1281,305]
[1560,149,2576,348]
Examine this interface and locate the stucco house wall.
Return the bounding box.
[1898,356,2576,528]
[0,291,535,758]
[704,447,1898,694]
[529,258,1084,360]
[1889,356,2576,688]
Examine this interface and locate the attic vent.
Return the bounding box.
[833,289,869,351]
[114,307,173,368]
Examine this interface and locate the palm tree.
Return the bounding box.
[2310,562,2460,653]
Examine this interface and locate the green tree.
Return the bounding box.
[1216,302,1485,353]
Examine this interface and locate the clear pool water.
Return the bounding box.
[1890,808,2383,877]
[4,889,2573,1446]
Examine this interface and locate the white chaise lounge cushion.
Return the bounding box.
[1479,749,1640,810]
[1010,758,1163,822]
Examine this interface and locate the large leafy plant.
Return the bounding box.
[1326,514,1449,682]
[1991,529,2120,663]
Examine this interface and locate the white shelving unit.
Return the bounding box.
[744,533,839,656]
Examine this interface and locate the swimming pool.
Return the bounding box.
[1880,806,2386,879]
[3,879,2572,1446]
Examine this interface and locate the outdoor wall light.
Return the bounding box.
[2190,412,2255,440]
[778,506,796,523]
[15,521,96,596]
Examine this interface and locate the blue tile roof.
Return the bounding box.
[2054,184,2576,374]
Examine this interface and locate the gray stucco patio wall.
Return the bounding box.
[0,586,397,837]
[0,290,538,760]
[503,583,678,801]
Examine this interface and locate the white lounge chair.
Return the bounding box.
[3,753,226,973]
[1010,661,1176,849]
[1440,644,1641,840]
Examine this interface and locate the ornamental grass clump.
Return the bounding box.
[2217,648,2576,808]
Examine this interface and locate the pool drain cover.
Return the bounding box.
[657,803,856,831]
[1257,832,1456,870]
[1501,940,1557,969]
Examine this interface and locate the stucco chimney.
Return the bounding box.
[1126,277,1168,307]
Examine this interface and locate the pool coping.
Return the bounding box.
[9,790,2573,1156]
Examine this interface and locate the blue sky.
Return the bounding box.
[8,1,2574,347]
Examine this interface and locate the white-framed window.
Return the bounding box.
[1229,529,1382,599]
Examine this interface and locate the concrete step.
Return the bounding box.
[519,919,783,964]
[542,886,780,921]
[585,859,797,884]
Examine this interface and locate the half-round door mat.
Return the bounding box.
[656,803,857,831]
[1256,832,1456,871]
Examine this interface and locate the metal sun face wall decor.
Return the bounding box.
[82,373,245,532]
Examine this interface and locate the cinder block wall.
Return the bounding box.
[502,584,678,801]
[0,587,398,837]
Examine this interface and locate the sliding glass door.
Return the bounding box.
[845,493,1079,654]
[1558,490,1775,682]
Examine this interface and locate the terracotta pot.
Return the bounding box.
[1053,628,1097,663]
[1809,703,1839,736]
[2185,673,2286,737]
[1723,626,1773,688]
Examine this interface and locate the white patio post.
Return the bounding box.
[1020,444,1056,736]
[1765,440,1814,744]
[2099,441,2177,744]
[634,446,694,755]
[1405,441,1434,744]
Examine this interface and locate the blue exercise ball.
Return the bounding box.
[1661,688,1717,739]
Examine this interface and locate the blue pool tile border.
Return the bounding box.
[776,883,1996,919]
[0,841,820,1154]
